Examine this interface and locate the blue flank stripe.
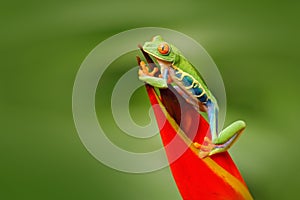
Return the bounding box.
[175,70,182,78]
[191,86,203,96]
[182,76,193,87]
[198,93,208,103]
[174,68,209,104]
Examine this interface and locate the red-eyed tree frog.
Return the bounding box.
[138,35,246,158]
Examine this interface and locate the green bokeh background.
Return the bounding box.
[1,1,299,199]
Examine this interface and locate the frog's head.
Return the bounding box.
[142,35,177,67]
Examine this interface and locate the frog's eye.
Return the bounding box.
[158,43,170,55]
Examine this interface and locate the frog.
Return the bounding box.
[138,35,246,158]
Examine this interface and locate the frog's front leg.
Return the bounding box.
[138,61,168,88]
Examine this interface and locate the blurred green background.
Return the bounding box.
[1,0,299,199]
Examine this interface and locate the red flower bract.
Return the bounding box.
[145,85,253,200]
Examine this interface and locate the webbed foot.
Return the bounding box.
[138,61,161,78]
[193,137,215,158]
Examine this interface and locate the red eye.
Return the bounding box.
[158,43,170,55]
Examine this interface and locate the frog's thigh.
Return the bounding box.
[214,120,246,144]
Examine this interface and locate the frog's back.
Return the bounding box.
[171,45,207,88]
[172,53,217,105]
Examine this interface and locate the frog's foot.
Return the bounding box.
[193,137,214,150]
[138,61,161,78]
[138,60,168,88]
[193,137,215,158]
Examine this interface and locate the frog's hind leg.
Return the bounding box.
[207,100,219,142]
[209,120,246,156]
[207,100,246,156]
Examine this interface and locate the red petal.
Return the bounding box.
[145,85,253,200]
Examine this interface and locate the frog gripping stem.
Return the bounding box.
[137,42,253,199]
